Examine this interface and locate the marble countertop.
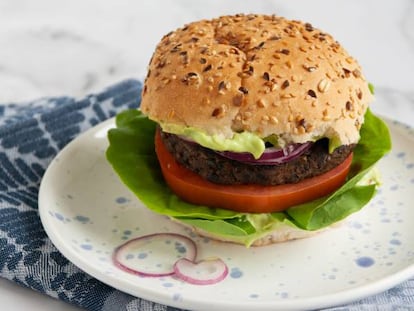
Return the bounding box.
[0,0,413,310]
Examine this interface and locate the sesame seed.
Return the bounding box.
[255,41,265,49]
[257,99,266,108]
[305,23,314,32]
[246,65,254,75]
[296,117,306,127]
[342,68,351,78]
[212,106,225,118]
[270,116,279,124]
[156,60,166,69]
[218,81,226,93]
[317,79,331,93]
[200,47,209,54]
[229,47,240,54]
[269,35,281,40]
[248,54,257,61]
[233,95,243,106]
[352,69,361,78]
[303,65,317,72]
[203,64,212,72]
[345,57,353,64]
[202,97,211,105]
[308,90,317,98]
[356,89,363,100]
[281,80,290,89]
[170,44,182,53]
[346,101,353,111]
[238,86,249,94]
[281,93,295,99]
[181,72,199,85]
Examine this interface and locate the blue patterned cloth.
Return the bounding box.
[0,79,412,310]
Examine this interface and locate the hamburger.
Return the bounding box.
[107,14,391,246]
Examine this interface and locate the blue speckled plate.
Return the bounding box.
[39,117,414,311]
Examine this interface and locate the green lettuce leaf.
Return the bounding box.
[106,108,391,246]
[286,108,391,230]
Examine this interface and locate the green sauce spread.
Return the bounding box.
[160,123,265,159]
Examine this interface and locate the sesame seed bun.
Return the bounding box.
[141,13,373,146]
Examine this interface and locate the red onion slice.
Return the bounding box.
[113,233,197,277]
[173,257,229,285]
[177,133,313,165]
[218,142,313,165]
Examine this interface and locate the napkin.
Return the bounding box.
[0,79,412,311]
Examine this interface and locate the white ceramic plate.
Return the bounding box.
[39,117,414,311]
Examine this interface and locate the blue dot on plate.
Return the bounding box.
[396,152,405,158]
[54,212,65,221]
[230,267,243,279]
[138,252,148,259]
[174,242,187,254]
[80,244,93,251]
[390,185,399,191]
[115,197,129,204]
[280,292,289,299]
[172,293,182,302]
[390,239,401,246]
[355,256,375,268]
[74,215,90,223]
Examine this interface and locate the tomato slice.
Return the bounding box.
[155,129,352,213]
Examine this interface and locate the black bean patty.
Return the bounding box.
[160,130,354,185]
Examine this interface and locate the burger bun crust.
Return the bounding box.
[141,14,373,146]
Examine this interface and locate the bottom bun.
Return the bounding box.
[171,217,339,247]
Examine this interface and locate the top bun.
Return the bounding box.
[141,14,373,146]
